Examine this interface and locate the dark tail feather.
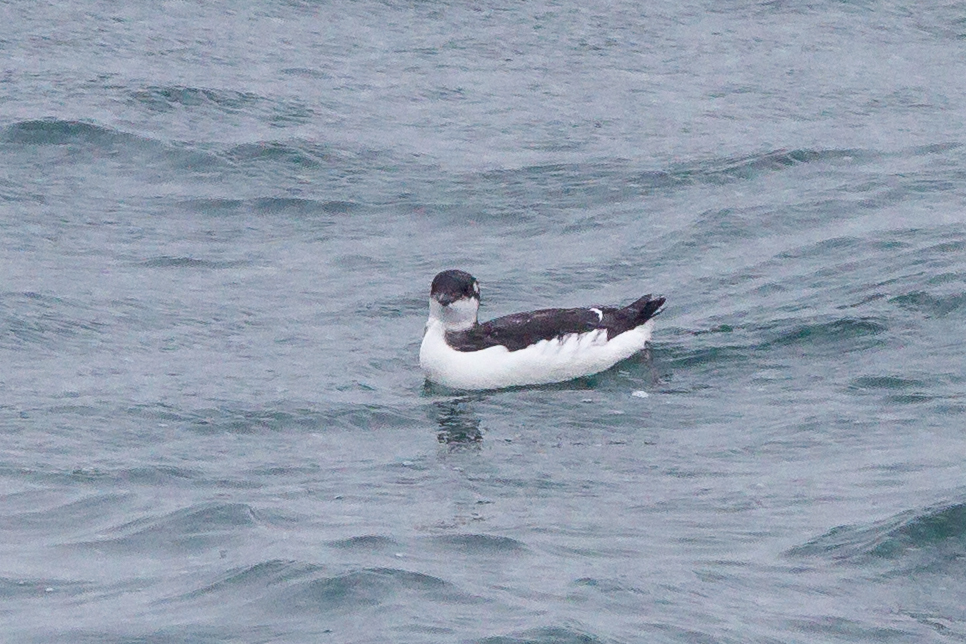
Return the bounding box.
[628,294,666,324]
[601,294,666,338]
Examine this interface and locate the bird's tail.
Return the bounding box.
[627,294,666,325]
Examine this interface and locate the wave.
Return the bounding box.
[430,534,528,554]
[788,501,966,572]
[849,375,927,391]
[0,576,89,600]
[0,118,394,197]
[762,317,887,349]
[846,374,957,406]
[165,561,485,627]
[138,256,251,269]
[172,559,320,602]
[73,502,259,553]
[0,492,133,535]
[128,84,315,127]
[659,343,752,371]
[174,196,358,217]
[12,118,952,224]
[0,291,107,351]
[223,139,333,167]
[658,315,886,374]
[668,147,871,186]
[474,625,604,644]
[890,291,966,318]
[130,85,262,112]
[1,119,140,147]
[280,567,479,613]
[328,535,400,550]
[474,147,872,211]
[482,142,957,202]
[123,402,423,435]
[0,118,225,176]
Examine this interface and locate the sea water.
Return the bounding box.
[2,1,966,642]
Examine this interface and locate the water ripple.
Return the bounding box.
[476,626,604,644]
[138,256,251,269]
[75,503,259,553]
[0,292,108,351]
[1,119,138,147]
[328,535,400,551]
[763,317,887,349]
[430,534,528,554]
[890,291,966,318]
[789,501,966,572]
[278,567,483,613]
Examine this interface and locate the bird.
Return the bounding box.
[419,269,665,390]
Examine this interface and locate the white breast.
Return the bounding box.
[419,319,654,390]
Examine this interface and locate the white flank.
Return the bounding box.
[420,318,655,390]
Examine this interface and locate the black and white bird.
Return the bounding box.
[419,270,665,390]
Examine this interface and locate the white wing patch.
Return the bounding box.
[536,329,609,355]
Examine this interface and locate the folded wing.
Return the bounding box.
[446,295,664,353]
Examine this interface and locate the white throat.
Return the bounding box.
[428,296,479,332]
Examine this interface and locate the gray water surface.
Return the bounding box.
[2,1,966,642]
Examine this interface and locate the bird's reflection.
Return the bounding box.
[432,396,483,447]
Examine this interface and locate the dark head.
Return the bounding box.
[430,269,480,306]
[428,269,481,331]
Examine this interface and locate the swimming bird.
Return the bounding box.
[419,270,665,390]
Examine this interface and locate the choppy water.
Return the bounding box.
[3,1,966,642]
